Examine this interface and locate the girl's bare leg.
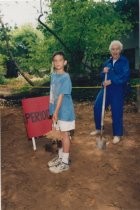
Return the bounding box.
[61,131,70,164]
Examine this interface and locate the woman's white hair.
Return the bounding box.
[109,40,123,51]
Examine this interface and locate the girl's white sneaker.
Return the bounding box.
[113,136,120,144]
[49,162,69,173]
[48,156,62,167]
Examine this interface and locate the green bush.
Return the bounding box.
[0,76,6,84]
[127,78,140,102]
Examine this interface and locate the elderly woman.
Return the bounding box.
[90,40,130,144]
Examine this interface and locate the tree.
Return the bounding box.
[40,0,132,74]
[0,20,19,78]
[0,18,34,84]
[11,25,43,71]
[11,24,56,76]
[115,0,139,27]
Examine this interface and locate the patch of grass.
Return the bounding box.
[12,85,32,94]
[32,76,50,87]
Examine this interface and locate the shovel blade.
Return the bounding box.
[96,136,106,150]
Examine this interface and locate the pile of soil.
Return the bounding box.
[1,102,140,210]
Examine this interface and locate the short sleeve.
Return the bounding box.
[58,74,72,95]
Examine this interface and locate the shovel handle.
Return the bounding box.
[101,73,107,132]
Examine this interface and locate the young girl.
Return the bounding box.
[48,51,75,173]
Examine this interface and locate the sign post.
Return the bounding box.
[32,137,37,151]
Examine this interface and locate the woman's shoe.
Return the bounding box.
[112,136,120,144]
[90,130,101,135]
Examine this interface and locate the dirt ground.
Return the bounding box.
[1,102,140,210]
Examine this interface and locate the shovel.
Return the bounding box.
[96,73,107,150]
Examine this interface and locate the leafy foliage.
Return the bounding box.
[11,25,44,72]
[0,0,135,77]
[43,0,132,73]
[115,0,139,27]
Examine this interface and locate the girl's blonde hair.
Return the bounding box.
[109,40,123,52]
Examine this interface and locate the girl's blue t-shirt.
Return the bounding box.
[49,72,75,121]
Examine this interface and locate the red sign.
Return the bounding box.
[22,96,52,139]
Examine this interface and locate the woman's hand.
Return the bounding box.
[103,67,109,73]
[103,80,111,87]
